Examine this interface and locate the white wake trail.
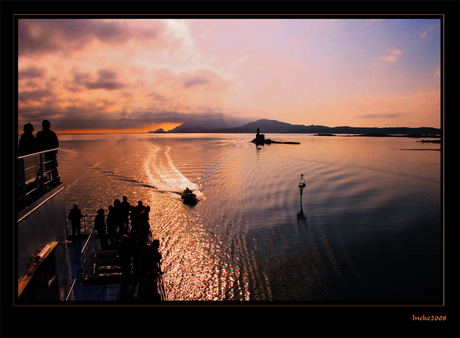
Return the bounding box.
[145,144,203,199]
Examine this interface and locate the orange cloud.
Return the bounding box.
[17,19,237,133]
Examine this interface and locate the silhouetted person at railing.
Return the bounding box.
[36,120,60,186]
[18,123,39,156]
[120,196,131,235]
[68,204,84,240]
[107,205,118,247]
[133,200,145,219]
[138,240,162,300]
[140,268,161,301]
[131,200,145,230]
[118,235,132,294]
[146,240,162,272]
[140,240,162,276]
[94,208,108,250]
[17,123,40,204]
[132,207,151,246]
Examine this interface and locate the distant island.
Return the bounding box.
[149,128,166,133]
[149,118,440,137]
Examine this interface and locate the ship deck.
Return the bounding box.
[68,235,143,301]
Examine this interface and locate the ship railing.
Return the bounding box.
[76,219,167,300]
[66,215,98,238]
[80,228,121,286]
[17,148,60,212]
[156,262,168,301]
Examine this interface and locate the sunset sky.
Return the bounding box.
[17,17,441,134]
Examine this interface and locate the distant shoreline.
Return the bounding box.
[149,118,441,136]
[56,131,442,138]
[147,131,441,138]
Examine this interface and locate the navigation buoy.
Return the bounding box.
[298,174,307,221]
[298,174,306,191]
[298,174,306,206]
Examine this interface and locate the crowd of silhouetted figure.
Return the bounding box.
[69,196,163,301]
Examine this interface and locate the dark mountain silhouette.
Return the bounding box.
[150,118,440,136]
[149,128,166,133]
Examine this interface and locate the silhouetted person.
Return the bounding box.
[132,207,151,246]
[132,201,145,229]
[36,119,60,186]
[140,240,162,273]
[68,203,84,240]
[94,208,108,250]
[120,196,131,235]
[140,268,161,301]
[148,239,162,269]
[18,123,39,156]
[107,205,118,247]
[118,235,132,294]
[138,240,162,300]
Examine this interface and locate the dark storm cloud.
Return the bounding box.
[18,19,162,56]
[18,66,46,79]
[19,96,253,131]
[85,81,125,90]
[71,68,125,91]
[71,68,91,84]
[18,89,52,102]
[84,69,125,90]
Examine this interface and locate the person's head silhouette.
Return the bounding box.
[42,119,51,130]
[23,123,34,134]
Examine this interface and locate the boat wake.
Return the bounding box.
[145,145,204,200]
[86,144,204,202]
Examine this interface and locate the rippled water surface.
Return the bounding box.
[58,133,442,302]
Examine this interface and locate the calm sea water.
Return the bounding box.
[57,133,442,302]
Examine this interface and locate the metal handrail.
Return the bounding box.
[156,263,168,301]
[17,148,60,210]
[17,147,60,160]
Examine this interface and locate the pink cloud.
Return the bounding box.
[379,48,403,62]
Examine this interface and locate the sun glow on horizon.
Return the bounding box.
[18,123,183,136]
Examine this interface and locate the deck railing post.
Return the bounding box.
[39,154,45,195]
[53,150,59,185]
[19,158,27,209]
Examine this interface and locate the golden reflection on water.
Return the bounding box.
[60,134,441,302]
[144,181,242,300]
